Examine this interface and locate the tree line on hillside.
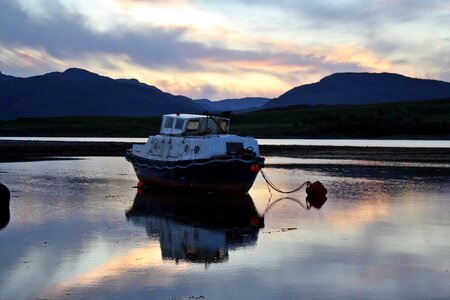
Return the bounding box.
[0,99,449,138]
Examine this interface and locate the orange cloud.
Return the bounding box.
[325,45,394,72]
[0,47,66,72]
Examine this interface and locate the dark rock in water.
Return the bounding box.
[0,183,10,230]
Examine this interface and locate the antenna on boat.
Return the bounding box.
[205,111,209,135]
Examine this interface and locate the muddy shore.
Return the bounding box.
[1,140,449,163]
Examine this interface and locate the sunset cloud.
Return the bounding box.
[0,0,448,99]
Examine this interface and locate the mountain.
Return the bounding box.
[0,68,203,120]
[0,70,17,82]
[195,97,270,112]
[263,72,450,109]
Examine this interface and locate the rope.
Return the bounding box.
[260,169,310,194]
[264,196,309,213]
[259,170,313,216]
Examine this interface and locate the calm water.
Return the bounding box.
[1,136,450,148]
[0,157,449,299]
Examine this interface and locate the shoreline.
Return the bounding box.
[1,140,450,163]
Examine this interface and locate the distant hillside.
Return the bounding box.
[2,98,449,138]
[0,68,203,120]
[196,97,269,112]
[233,98,450,138]
[263,73,450,109]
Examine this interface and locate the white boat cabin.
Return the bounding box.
[160,114,230,135]
[130,113,260,161]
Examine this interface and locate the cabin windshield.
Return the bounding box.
[164,117,175,129]
[174,118,185,130]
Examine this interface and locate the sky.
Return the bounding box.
[0,0,449,100]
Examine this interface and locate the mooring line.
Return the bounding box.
[259,169,310,194]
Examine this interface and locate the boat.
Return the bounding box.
[125,114,265,194]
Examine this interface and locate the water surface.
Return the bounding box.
[0,157,449,299]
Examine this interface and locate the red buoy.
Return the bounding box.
[306,181,327,209]
[306,181,327,197]
[137,181,145,189]
[251,217,261,227]
[250,163,260,173]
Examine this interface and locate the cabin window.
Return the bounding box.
[193,145,201,155]
[186,120,200,133]
[164,117,175,129]
[175,118,185,130]
[183,143,190,154]
[218,119,229,132]
[226,142,244,154]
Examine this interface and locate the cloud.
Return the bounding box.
[0,1,349,71]
[198,0,449,55]
[0,1,191,67]
[1,0,448,98]
[0,1,371,83]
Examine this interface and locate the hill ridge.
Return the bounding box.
[264,72,450,109]
[0,68,203,120]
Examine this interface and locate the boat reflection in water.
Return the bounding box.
[126,190,264,264]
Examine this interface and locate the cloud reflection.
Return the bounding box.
[40,190,265,297]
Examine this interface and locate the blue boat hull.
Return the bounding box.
[126,152,265,194]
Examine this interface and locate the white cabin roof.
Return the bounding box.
[164,114,212,119]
